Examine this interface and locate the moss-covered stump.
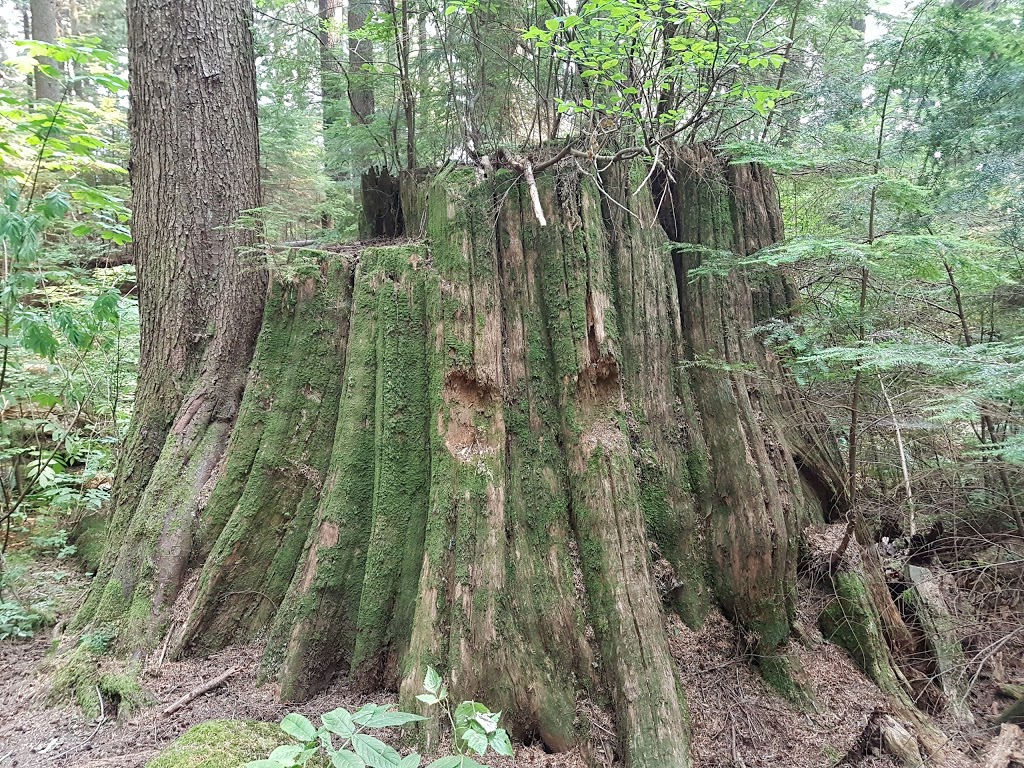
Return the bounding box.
[146,720,283,768]
[74,149,859,768]
[49,645,146,719]
[175,254,357,652]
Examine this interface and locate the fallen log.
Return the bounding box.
[982,724,1024,768]
[879,714,925,768]
[903,563,974,725]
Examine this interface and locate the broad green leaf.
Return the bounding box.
[322,707,357,739]
[280,713,318,742]
[416,694,439,705]
[352,704,390,725]
[453,701,489,726]
[359,711,426,728]
[461,726,488,755]
[489,729,513,757]
[351,734,402,768]
[269,745,304,763]
[424,667,443,695]
[331,750,366,768]
[472,712,498,734]
[424,758,463,768]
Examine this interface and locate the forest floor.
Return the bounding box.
[1,534,1021,768]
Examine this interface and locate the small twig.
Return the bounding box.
[156,623,174,669]
[161,666,241,717]
[590,719,616,738]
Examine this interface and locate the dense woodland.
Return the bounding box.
[0,0,1023,766]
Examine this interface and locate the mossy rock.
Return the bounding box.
[146,720,285,768]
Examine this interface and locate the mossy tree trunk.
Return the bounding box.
[78,146,891,766]
[71,0,267,647]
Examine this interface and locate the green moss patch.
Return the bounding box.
[146,720,284,768]
[49,645,146,719]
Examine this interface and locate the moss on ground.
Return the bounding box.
[145,720,284,768]
[48,644,146,719]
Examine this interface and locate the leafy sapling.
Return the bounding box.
[245,703,425,768]
[247,668,514,768]
[417,667,513,768]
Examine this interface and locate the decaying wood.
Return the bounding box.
[903,563,974,725]
[879,714,924,768]
[522,162,547,227]
[161,666,241,716]
[998,684,1024,700]
[982,724,1024,768]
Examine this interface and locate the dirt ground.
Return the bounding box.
[0,603,890,768]
[0,547,1018,768]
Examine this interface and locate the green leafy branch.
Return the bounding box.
[416,666,513,767]
[247,703,425,768]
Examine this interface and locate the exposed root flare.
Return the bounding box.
[841,707,925,767]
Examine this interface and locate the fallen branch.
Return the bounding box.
[522,162,547,227]
[161,666,241,717]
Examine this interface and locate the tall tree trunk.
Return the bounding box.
[29,0,61,102]
[71,0,266,648]
[67,0,84,97]
[319,0,344,229]
[348,0,374,126]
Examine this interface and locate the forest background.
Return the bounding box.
[0,0,1023,765]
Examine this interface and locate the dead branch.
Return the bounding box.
[161,666,241,717]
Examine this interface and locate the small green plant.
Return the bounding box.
[416,667,513,766]
[0,598,51,640]
[246,702,425,768]
[247,668,513,768]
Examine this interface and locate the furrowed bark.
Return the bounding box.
[71,0,266,649]
[654,145,843,695]
[175,256,355,652]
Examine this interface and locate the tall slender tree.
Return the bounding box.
[29,0,61,101]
